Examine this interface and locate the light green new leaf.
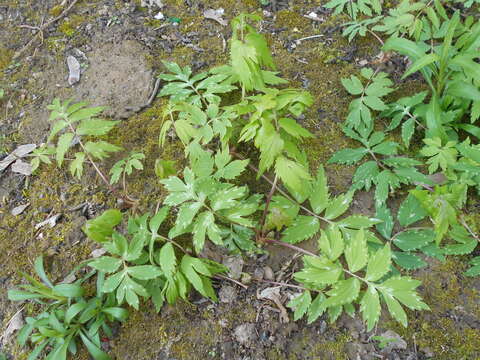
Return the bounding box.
[382,292,408,327]
[76,119,119,136]
[56,132,74,167]
[323,278,360,307]
[365,244,391,282]
[324,190,354,220]
[307,293,326,324]
[274,156,312,194]
[287,291,312,321]
[318,225,344,261]
[282,216,320,244]
[360,285,381,331]
[89,256,122,273]
[309,165,330,214]
[159,243,176,278]
[345,228,368,272]
[192,211,215,253]
[69,152,85,178]
[402,53,439,79]
[128,265,162,280]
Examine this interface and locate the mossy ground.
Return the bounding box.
[1,0,479,359]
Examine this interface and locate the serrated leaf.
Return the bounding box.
[274,156,312,194]
[77,119,119,136]
[393,229,435,251]
[392,252,427,270]
[318,225,344,261]
[378,276,429,311]
[56,132,74,167]
[401,117,415,148]
[338,215,381,229]
[341,75,364,95]
[360,285,380,331]
[176,201,203,230]
[83,209,122,243]
[352,161,379,191]
[279,117,313,139]
[89,256,122,273]
[375,204,393,240]
[323,278,360,307]
[282,216,320,244]
[192,211,215,253]
[128,265,162,280]
[344,228,367,272]
[70,152,85,178]
[84,141,121,160]
[287,291,312,321]
[307,293,327,324]
[309,165,330,214]
[366,244,391,282]
[324,190,354,220]
[382,292,408,327]
[294,256,342,285]
[398,193,427,227]
[328,148,368,165]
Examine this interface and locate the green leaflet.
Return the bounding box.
[360,286,381,331]
[344,228,368,272]
[282,216,320,244]
[365,244,392,282]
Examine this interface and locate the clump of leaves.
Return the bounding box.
[84,208,228,310]
[8,256,128,360]
[160,147,260,253]
[31,99,121,178]
[341,68,395,138]
[324,0,382,20]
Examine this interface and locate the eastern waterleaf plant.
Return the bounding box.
[8,257,128,360]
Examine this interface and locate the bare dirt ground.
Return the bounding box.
[0,1,479,359]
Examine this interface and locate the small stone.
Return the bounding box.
[222,256,244,280]
[253,267,264,281]
[11,203,29,216]
[219,285,236,303]
[233,323,257,346]
[263,266,274,281]
[421,347,434,358]
[345,342,375,360]
[379,330,407,352]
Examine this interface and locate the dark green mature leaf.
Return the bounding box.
[392,251,427,270]
[393,229,435,251]
[398,194,427,227]
[328,148,368,165]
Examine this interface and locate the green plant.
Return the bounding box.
[84,208,228,310]
[8,256,128,360]
[324,0,382,20]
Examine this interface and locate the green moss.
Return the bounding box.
[58,14,86,37]
[385,259,480,359]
